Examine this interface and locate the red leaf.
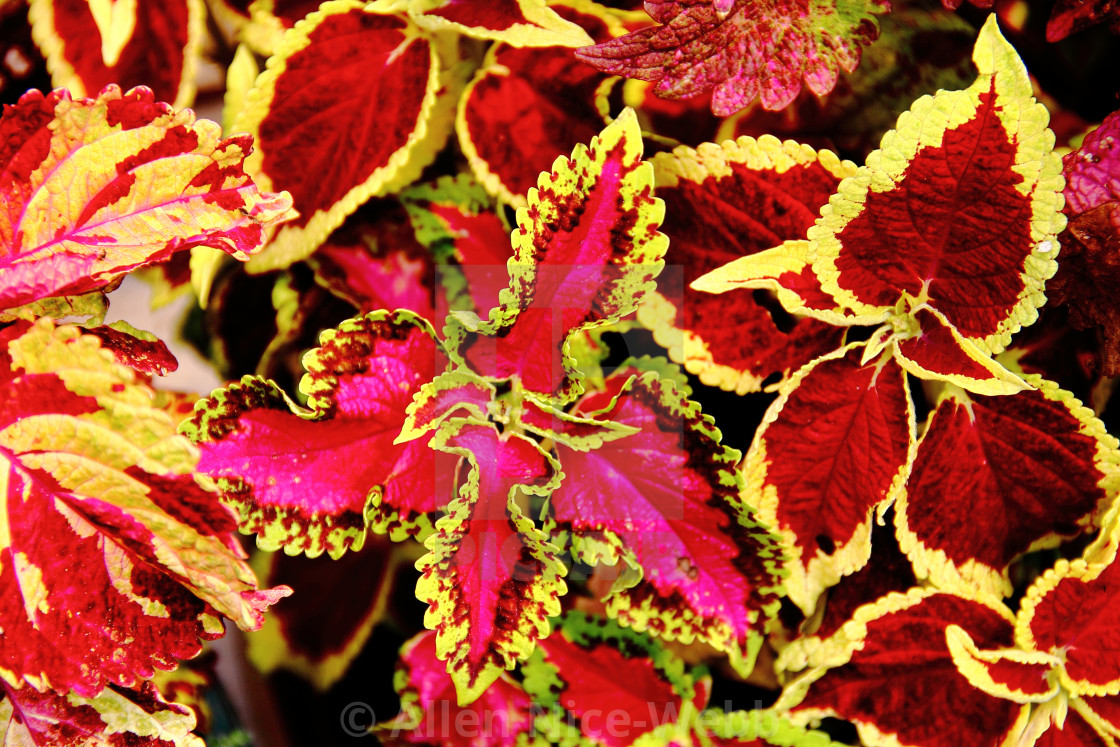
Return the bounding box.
[575,0,888,115]
[1047,0,1120,40]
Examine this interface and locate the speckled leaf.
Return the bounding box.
[547,369,786,673]
[640,136,854,393]
[400,0,593,47]
[0,680,203,747]
[0,320,287,696]
[743,343,914,616]
[810,16,1065,355]
[896,378,1119,599]
[416,420,565,704]
[28,0,204,107]
[376,630,535,747]
[185,310,455,558]
[235,1,444,271]
[776,590,1028,747]
[452,109,667,402]
[575,0,888,115]
[85,322,178,378]
[0,86,293,311]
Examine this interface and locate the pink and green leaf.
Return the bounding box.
[416,421,565,704]
[742,343,914,615]
[234,1,445,271]
[0,320,287,696]
[574,0,889,116]
[639,136,853,393]
[185,310,455,558]
[896,377,1119,599]
[810,16,1066,355]
[451,109,667,402]
[547,368,786,674]
[0,86,293,311]
[28,0,204,107]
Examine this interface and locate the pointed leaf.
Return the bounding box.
[234,2,444,271]
[185,310,455,557]
[574,0,888,115]
[743,343,914,615]
[548,369,786,672]
[640,137,852,393]
[416,421,565,704]
[452,109,666,401]
[0,86,293,311]
[28,0,203,107]
[0,320,287,696]
[897,378,1119,598]
[810,16,1066,354]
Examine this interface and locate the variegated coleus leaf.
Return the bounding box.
[28,0,204,107]
[450,109,667,403]
[742,342,914,616]
[456,0,623,207]
[546,367,786,674]
[0,680,203,747]
[0,86,293,312]
[234,0,447,271]
[0,319,288,696]
[378,0,594,47]
[574,0,889,116]
[246,536,412,691]
[185,310,457,558]
[522,611,709,747]
[416,420,566,705]
[375,630,535,747]
[240,0,326,55]
[1046,109,1120,375]
[896,377,1120,599]
[807,15,1065,356]
[775,589,1029,747]
[638,135,852,394]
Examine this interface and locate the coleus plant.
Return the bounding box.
[1,0,1120,745]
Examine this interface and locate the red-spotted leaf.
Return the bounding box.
[185,310,455,558]
[776,590,1028,747]
[0,680,203,746]
[640,136,853,393]
[0,86,293,311]
[547,369,786,673]
[456,2,621,206]
[416,421,565,704]
[28,0,203,107]
[522,612,708,747]
[1047,0,1120,40]
[896,378,1119,599]
[235,2,445,271]
[743,343,914,615]
[574,0,888,115]
[810,16,1066,355]
[399,0,594,47]
[451,109,667,402]
[376,630,535,747]
[85,322,179,378]
[246,536,409,691]
[0,320,287,696]
[1047,110,1120,375]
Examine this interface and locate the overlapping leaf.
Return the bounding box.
[386,0,594,47]
[0,86,293,311]
[451,108,667,402]
[639,136,853,393]
[742,343,913,616]
[28,0,203,107]
[547,368,786,672]
[416,420,565,704]
[185,310,455,558]
[235,1,445,271]
[575,0,889,115]
[896,378,1119,598]
[0,320,287,696]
